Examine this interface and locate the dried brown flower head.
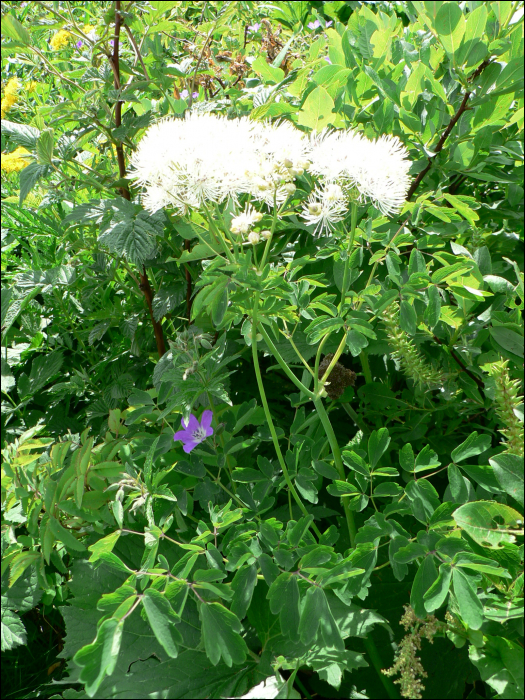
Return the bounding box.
[318,354,356,399]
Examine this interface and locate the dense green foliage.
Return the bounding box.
[1,2,523,699]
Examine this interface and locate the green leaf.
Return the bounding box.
[448,463,469,503]
[399,443,415,472]
[489,454,524,507]
[453,501,523,548]
[451,432,491,463]
[313,459,340,480]
[49,516,86,552]
[368,428,391,468]
[2,14,31,45]
[88,530,121,563]
[36,129,54,165]
[200,602,248,667]
[19,163,49,206]
[230,564,257,620]
[410,555,439,619]
[1,609,26,651]
[267,573,301,641]
[424,562,452,612]
[297,86,335,131]
[251,55,284,84]
[414,445,441,473]
[434,2,465,63]
[299,586,344,650]
[452,568,483,630]
[326,481,360,497]
[73,618,124,698]
[489,327,524,358]
[288,515,314,547]
[142,588,182,658]
[345,329,369,357]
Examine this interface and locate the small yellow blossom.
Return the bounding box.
[1,146,32,173]
[50,29,72,50]
[26,80,39,93]
[83,24,95,34]
[1,77,20,118]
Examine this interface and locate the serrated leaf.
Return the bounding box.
[1,609,26,651]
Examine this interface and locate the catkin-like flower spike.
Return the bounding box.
[486,361,524,457]
[308,128,411,215]
[382,302,443,388]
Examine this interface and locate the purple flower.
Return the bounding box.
[180,89,199,100]
[110,39,114,46]
[174,410,213,453]
[308,20,321,30]
[248,23,261,32]
[326,21,333,27]
[76,40,83,49]
[323,56,332,64]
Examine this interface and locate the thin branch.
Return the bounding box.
[140,267,166,357]
[123,23,150,79]
[406,60,491,201]
[432,335,485,390]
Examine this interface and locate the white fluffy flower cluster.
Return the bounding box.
[131,114,412,233]
[308,129,411,217]
[130,113,310,214]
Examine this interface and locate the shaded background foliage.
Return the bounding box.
[1,2,523,699]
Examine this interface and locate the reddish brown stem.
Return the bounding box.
[111,2,166,358]
[140,267,166,357]
[112,1,129,201]
[406,60,491,201]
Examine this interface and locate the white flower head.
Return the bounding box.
[247,231,260,245]
[301,186,347,234]
[308,129,411,215]
[230,203,261,235]
[131,114,311,214]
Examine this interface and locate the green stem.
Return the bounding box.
[338,202,358,313]
[202,204,235,262]
[340,401,369,434]
[360,350,372,384]
[257,324,315,399]
[314,333,331,381]
[313,398,356,547]
[251,298,321,538]
[259,192,279,269]
[363,636,401,699]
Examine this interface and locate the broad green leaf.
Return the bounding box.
[489,454,524,507]
[451,431,491,463]
[453,502,523,548]
[49,516,86,552]
[448,463,469,503]
[326,481,360,497]
[297,86,335,131]
[452,568,483,630]
[142,588,182,658]
[200,602,248,667]
[88,531,121,563]
[251,55,284,84]
[424,562,452,612]
[368,428,391,468]
[414,445,441,473]
[299,586,344,650]
[345,329,369,357]
[230,564,257,620]
[425,285,441,329]
[434,2,465,63]
[267,573,300,641]
[2,14,31,45]
[489,327,524,358]
[410,555,439,619]
[74,618,124,697]
[399,443,415,472]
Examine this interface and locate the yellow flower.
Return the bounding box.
[1,146,32,173]
[26,80,39,93]
[50,29,72,51]
[83,24,95,34]
[1,77,20,118]
[4,77,20,96]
